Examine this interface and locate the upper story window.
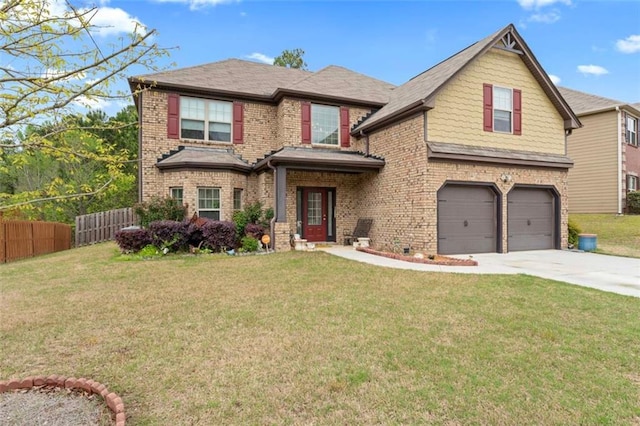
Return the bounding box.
[483,83,522,135]
[493,87,512,133]
[180,97,232,142]
[627,115,638,146]
[312,104,340,145]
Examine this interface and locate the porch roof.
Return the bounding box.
[156,146,252,173]
[254,147,385,173]
[427,141,573,169]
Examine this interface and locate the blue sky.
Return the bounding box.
[83,0,640,113]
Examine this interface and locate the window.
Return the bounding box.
[627,115,638,146]
[198,187,221,220]
[170,187,183,205]
[493,87,512,133]
[233,188,243,211]
[312,104,339,145]
[628,175,638,192]
[180,97,232,142]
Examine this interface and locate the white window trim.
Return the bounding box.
[311,103,340,146]
[180,96,233,143]
[628,175,638,192]
[627,115,638,147]
[493,86,513,134]
[197,187,221,220]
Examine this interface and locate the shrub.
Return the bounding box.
[186,221,207,248]
[201,220,236,252]
[115,228,152,253]
[148,220,190,252]
[134,196,187,228]
[244,223,265,239]
[568,217,581,247]
[627,191,640,214]
[240,236,260,252]
[232,201,273,237]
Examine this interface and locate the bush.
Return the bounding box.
[240,236,260,252]
[148,220,190,252]
[115,228,152,253]
[201,220,236,252]
[134,196,187,228]
[244,223,265,239]
[627,191,640,214]
[232,201,273,237]
[568,217,581,247]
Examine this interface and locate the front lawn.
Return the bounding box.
[1,243,639,424]
[570,213,640,258]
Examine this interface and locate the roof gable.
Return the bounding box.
[354,24,580,133]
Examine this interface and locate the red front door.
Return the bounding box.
[302,188,327,242]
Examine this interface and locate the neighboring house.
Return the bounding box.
[558,87,640,214]
[129,24,580,254]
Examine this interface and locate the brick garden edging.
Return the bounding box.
[0,375,126,425]
[356,247,478,266]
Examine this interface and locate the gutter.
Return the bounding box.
[616,106,623,215]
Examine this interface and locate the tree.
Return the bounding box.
[0,0,169,213]
[273,48,307,70]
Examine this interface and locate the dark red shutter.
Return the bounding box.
[483,83,493,132]
[167,93,180,139]
[301,102,311,144]
[233,101,244,144]
[340,107,350,147]
[513,89,522,135]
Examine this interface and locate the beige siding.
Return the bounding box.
[567,111,619,213]
[427,48,565,155]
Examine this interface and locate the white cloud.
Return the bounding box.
[86,6,146,37]
[577,65,609,76]
[153,0,239,11]
[528,10,561,24]
[517,0,571,10]
[246,53,274,64]
[616,35,640,54]
[42,68,86,81]
[74,95,113,110]
[549,74,561,85]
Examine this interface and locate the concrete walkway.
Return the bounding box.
[320,246,640,298]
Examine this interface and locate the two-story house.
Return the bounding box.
[129,24,580,254]
[558,87,640,214]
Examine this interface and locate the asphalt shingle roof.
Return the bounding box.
[557,87,626,116]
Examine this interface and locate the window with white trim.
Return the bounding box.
[198,187,221,220]
[180,97,232,142]
[170,187,183,205]
[233,188,243,211]
[627,115,637,146]
[312,104,339,145]
[628,175,638,192]
[493,87,512,133]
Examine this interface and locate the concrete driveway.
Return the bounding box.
[321,246,640,298]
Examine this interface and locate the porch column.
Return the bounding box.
[275,165,287,222]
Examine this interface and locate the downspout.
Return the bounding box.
[616,106,622,215]
[360,130,369,156]
[267,159,277,250]
[137,91,143,204]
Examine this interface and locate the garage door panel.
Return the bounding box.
[508,187,554,251]
[438,185,497,255]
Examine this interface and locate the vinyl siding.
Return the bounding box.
[427,48,565,155]
[567,110,619,213]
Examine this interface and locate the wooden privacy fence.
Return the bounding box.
[0,221,71,263]
[75,208,137,247]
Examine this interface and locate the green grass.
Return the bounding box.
[1,243,639,425]
[570,214,640,258]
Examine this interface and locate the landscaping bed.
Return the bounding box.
[356,246,478,266]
